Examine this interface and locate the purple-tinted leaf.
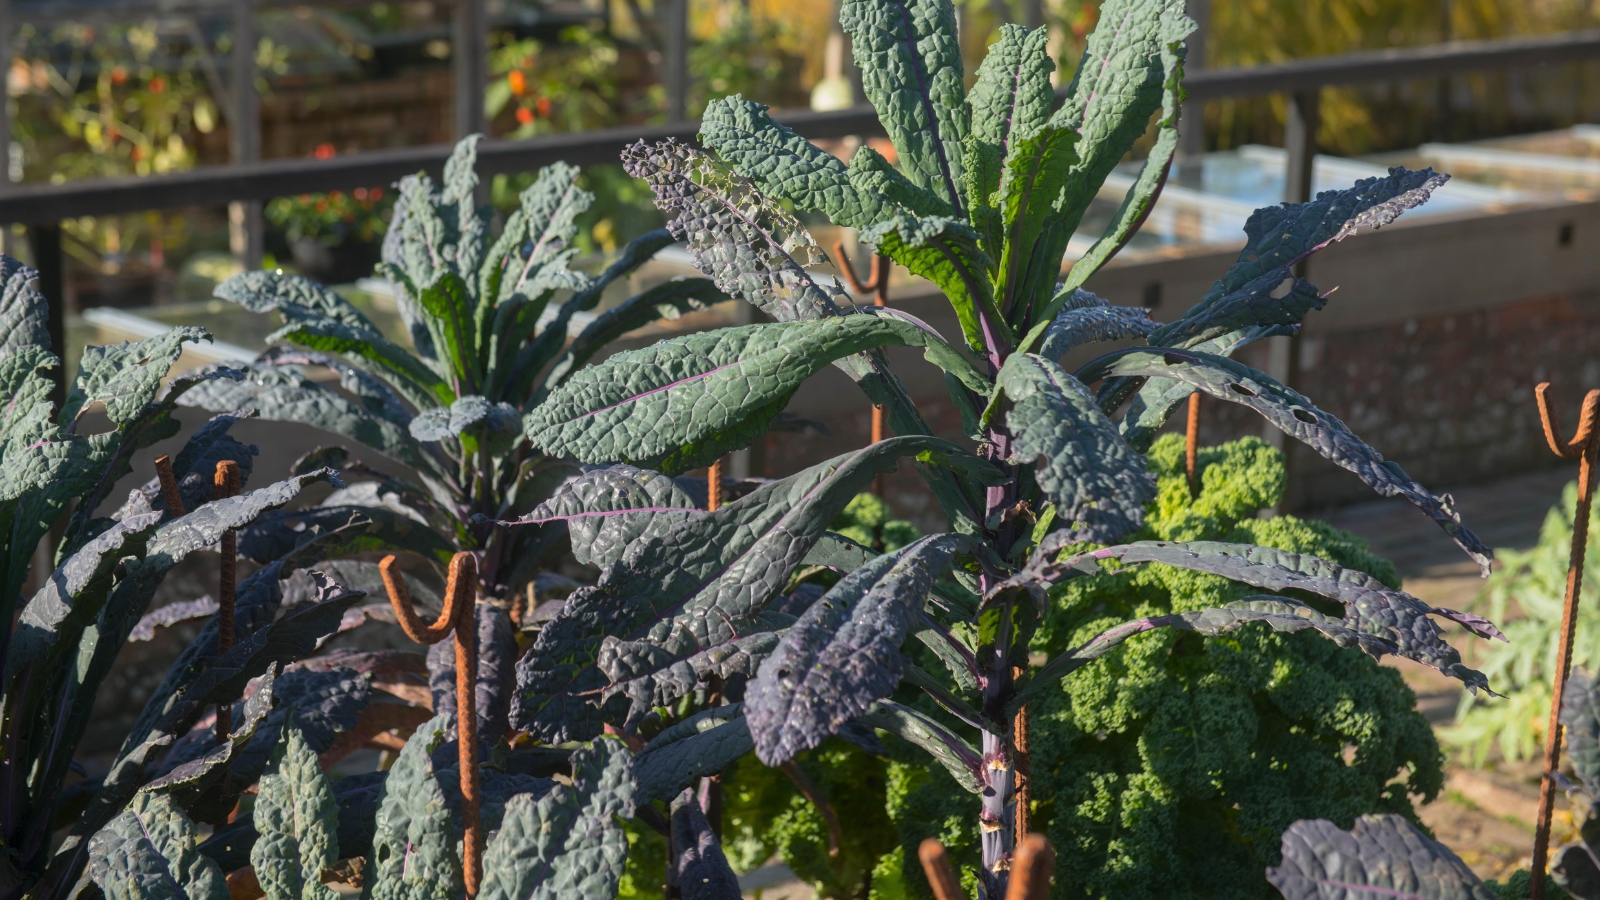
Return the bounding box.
[1161,168,1448,352]
[1080,347,1493,574]
[142,469,346,570]
[513,436,1002,742]
[1151,269,1328,351]
[140,666,279,813]
[1267,815,1495,900]
[427,602,517,740]
[239,504,455,567]
[130,596,219,642]
[177,363,434,474]
[601,617,790,730]
[1035,291,1158,359]
[623,138,840,324]
[1066,540,1494,692]
[998,353,1154,543]
[487,464,702,568]
[669,791,742,900]
[633,706,753,806]
[77,573,366,852]
[260,346,414,427]
[747,534,977,765]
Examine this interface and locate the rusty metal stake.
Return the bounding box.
[1013,676,1031,845]
[1005,834,1055,900]
[214,460,240,742]
[707,457,724,512]
[153,455,185,518]
[835,241,892,496]
[381,552,483,899]
[1185,392,1202,499]
[1530,382,1600,900]
[918,839,968,900]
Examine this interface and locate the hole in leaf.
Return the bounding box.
[1270,277,1295,300]
[1228,383,1256,397]
[1291,408,1317,424]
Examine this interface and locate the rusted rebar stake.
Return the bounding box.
[1005,834,1056,900]
[1530,381,1600,900]
[381,552,482,899]
[1185,392,1202,499]
[917,839,968,900]
[153,455,185,518]
[213,460,240,742]
[707,457,724,512]
[1013,668,1031,845]
[835,241,893,496]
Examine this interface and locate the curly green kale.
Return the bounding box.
[879,435,1440,900]
[831,492,923,553]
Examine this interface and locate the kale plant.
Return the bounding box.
[86,719,641,900]
[60,1,1512,896]
[491,0,1503,895]
[182,135,724,605]
[0,261,392,900]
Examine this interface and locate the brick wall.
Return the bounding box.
[1280,292,1600,511]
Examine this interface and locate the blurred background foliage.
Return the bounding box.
[9,0,1600,303]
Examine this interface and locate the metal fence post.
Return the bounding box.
[0,0,12,198]
[663,0,689,123]
[453,0,488,138]
[1178,0,1208,162]
[228,0,262,271]
[1263,89,1319,507]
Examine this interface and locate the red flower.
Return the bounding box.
[313,143,336,159]
[110,66,127,85]
[515,106,534,125]
[508,70,527,96]
[535,97,551,118]
[148,76,164,94]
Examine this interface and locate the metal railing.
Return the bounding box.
[7,25,1600,399]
